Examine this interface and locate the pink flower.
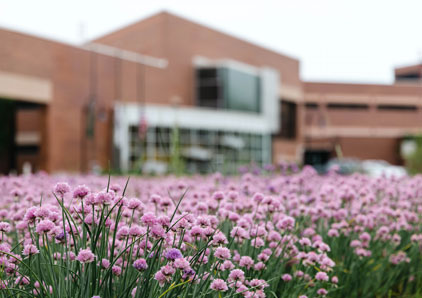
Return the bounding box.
[112,265,122,276]
[239,256,254,269]
[73,185,90,199]
[328,229,339,237]
[315,272,329,282]
[359,232,371,242]
[150,194,161,204]
[141,212,157,227]
[214,247,231,260]
[95,192,114,205]
[22,244,39,256]
[173,258,190,270]
[212,192,225,202]
[229,269,245,282]
[154,271,168,287]
[77,248,95,263]
[110,184,121,193]
[129,225,143,237]
[0,222,11,233]
[249,279,269,289]
[282,274,292,282]
[165,248,183,260]
[36,219,55,234]
[151,225,166,239]
[127,198,142,210]
[190,226,204,238]
[253,193,264,203]
[350,240,362,248]
[101,259,110,269]
[210,279,228,292]
[161,264,176,276]
[254,261,266,271]
[24,207,38,223]
[54,182,70,197]
[223,260,235,270]
[317,288,328,296]
[133,258,148,271]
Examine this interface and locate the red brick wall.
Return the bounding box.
[94,12,301,106]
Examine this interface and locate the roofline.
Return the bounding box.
[304,80,422,89]
[90,10,300,63]
[394,63,422,71]
[304,80,391,87]
[0,26,168,68]
[0,25,81,49]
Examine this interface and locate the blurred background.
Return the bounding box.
[1,0,422,176]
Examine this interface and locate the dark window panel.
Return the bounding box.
[305,102,318,109]
[279,100,297,139]
[327,103,369,109]
[377,104,417,111]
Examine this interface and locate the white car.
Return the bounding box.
[361,160,407,178]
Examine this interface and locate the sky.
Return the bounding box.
[0,0,421,84]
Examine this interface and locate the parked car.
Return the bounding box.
[361,159,407,178]
[325,158,364,175]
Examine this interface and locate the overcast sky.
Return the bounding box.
[1,0,421,84]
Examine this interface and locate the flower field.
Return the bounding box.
[0,167,422,297]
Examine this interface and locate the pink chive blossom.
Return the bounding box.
[76,248,95,263]
[54,182,71,196]
[0,222,11,233]
[282,274,292,282]
[110,184,121,193]
[150,194,161,204]
[34,207,50,219]
[359,232,371,242]
[239,256,254,269]
[317,288,328,296]
[141,212,157,227]
[73,185,90,199]
[253,192,265,203]
[36,219,55,234]
[214,247,231,260]
[112,265,122,276]
[133,258,148,271]
[127,198,142,210]
[328,229,339,237]
[173,258,190,270]
[95,192,114,205]
[101,259,110,269]
[229,269,245,282]
[165,248,183,260]
[161,264,176,276]
[315,272,329,282]
[129,225,143,237]
[212,192,225,201]
[210,279,228,292]
[22,244,39,256]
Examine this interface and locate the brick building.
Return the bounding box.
[0,11,421,174]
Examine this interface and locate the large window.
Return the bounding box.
[279,100,297,139]
[196,68,224,109]
[196,66,261,113]
[128,125,269,174]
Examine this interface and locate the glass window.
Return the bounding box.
[279,100,297,139]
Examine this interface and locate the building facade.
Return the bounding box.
[0,11,421,174]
